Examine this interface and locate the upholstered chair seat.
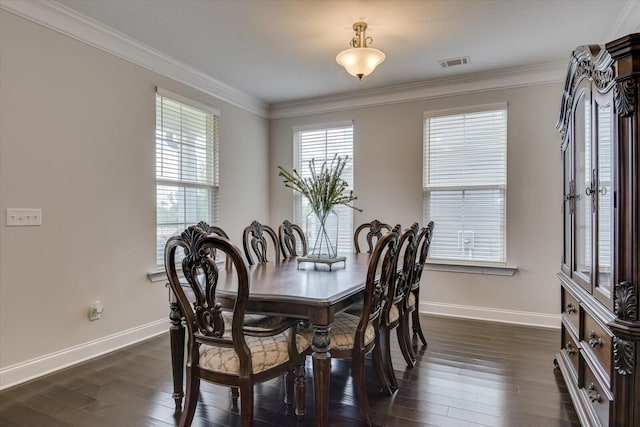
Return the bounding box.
[301,313,375,351]
[388,304,400,323]
[200,332,309,375]
[407,292,416,308]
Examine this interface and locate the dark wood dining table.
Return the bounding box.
[168,252,374,427]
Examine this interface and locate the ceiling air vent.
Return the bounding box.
[439,56,470,68]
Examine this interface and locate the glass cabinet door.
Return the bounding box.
[595,100,613,305]
[561,145,573,275]
[574,94,592,290]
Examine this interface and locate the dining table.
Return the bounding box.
[167,251,375,427]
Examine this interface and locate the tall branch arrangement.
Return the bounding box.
[278,154,362,220]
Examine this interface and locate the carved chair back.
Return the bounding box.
[369,223,418,391]
[242,220,281,265]
[357,225,400,348]
[412,221,434,290]
[354,219,392,253]
[278,220,307,258]
[196,221,232,270]
[165,226,249,352]
[388,223,420,322]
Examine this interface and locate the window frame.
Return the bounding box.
[292,121,355,255]
[155,88,220,267]
[423,102,510,269]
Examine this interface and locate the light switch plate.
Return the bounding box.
[6,208,42,226]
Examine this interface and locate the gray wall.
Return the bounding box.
[270,84,563,324]
[0,10,269,378]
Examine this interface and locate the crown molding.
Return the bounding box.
[606,0,640,41]
[0,0,269,117]
[269,61,567,119]
[2,0,633,121]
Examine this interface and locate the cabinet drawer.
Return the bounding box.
[561,287,580,332]
[561,325,579,381]
[581,356,612,427]
[581,310,612,383]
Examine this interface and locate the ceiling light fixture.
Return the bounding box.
[336,22,385,80]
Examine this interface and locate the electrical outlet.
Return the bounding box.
[89,300,104,321]
[6,208,42,226]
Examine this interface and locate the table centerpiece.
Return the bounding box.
[278,154,361,263]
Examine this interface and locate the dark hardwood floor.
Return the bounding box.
[0,315,579,426]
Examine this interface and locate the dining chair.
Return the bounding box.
[354,219,392,253]
[165,226,308,427]
[196,220,298,404]
[196,220,232,270]
[378,223,420,390]
[302,225,400,426]
[347,219,393,317]
[242,220,281,265]
[405,221,434,358]
[278,220,307,258]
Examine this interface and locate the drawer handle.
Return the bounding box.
[587,383,602,403]
[588,331,602,348]
[564,303,576,315]
[563,342,576,355]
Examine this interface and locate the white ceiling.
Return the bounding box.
[45,0,640,105]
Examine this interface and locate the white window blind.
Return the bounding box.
[156,89,219,265]
[423,104,507,263]
[293,122,354,254]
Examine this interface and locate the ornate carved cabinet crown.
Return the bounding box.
[554,33,640,427]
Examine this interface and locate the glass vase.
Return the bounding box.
[306,209,338,259]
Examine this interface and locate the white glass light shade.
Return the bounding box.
[336,47,385,79]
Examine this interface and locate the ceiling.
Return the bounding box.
[49,0,640,105]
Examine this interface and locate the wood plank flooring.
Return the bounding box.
[0,315,579,426]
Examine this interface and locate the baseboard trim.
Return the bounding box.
[0,304,559,390]
[0,319,167,390]
[420,301,561,329]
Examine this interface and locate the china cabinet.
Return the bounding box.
[555,33,640,426]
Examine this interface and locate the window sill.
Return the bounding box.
[147,268,167,283]
[149,259,226,283]
[425,261,518,276]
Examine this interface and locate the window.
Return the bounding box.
[293,122,354,254]
[155,89,219,265]
[423,104,507,264]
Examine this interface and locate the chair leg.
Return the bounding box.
[352,353,373,427]
[284,371,294,408]
[382,325,398,391]
[239,382,254,427]
[294,359,306,419]
[411,307,428,348]
[179,368,200,427]
[372,329,392,395]
[397,312,416,368]
[229,387,239,412]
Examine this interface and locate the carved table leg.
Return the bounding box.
[294,361,306,419]
[169,302,185,410]
[284,371,294,408]
[311,324,331,427]
[229,387,239,411]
